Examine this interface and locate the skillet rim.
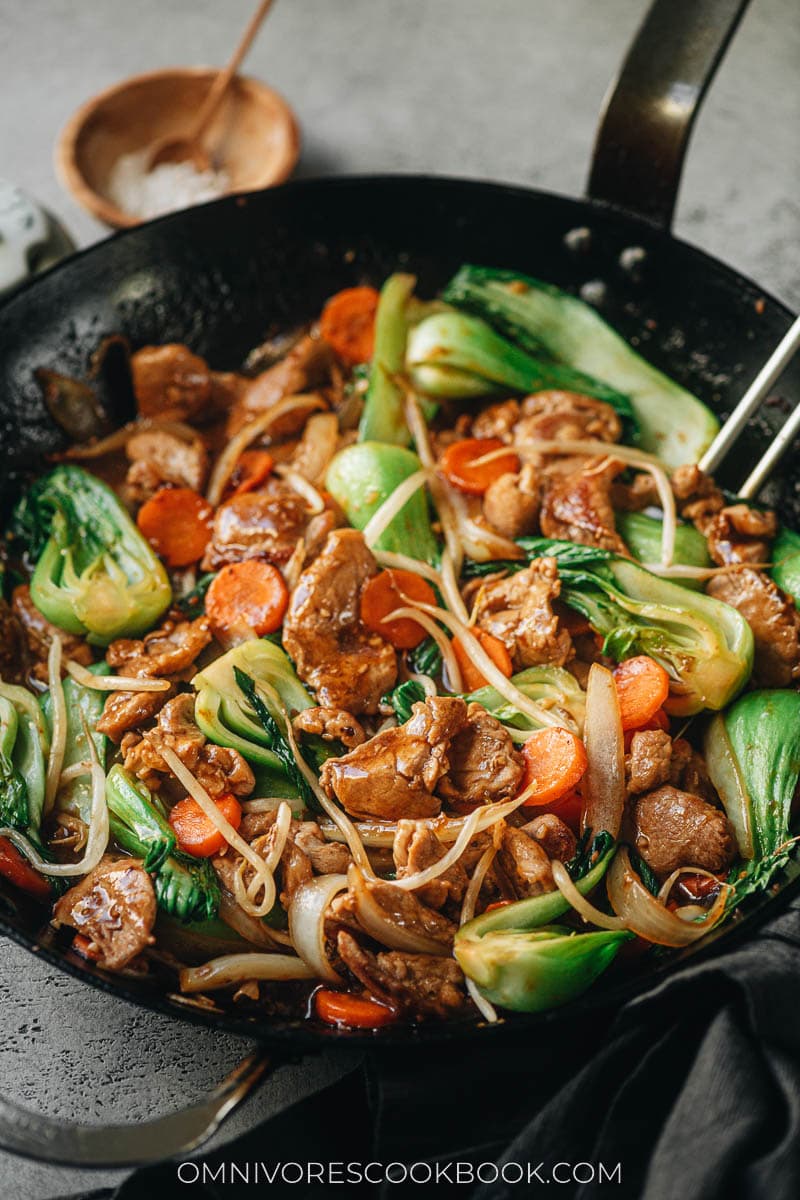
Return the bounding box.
[1,170,798,1050]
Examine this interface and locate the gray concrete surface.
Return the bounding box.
[0,1,798,1197]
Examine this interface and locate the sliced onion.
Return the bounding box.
[241,798,288,814]
[362,469,430,548]
[273,463,326,514]
[289,873,348,982]
[551,859,626,931]
[180,952,316,993]
[445,484,522,563]
[582,663,625,839]
[44,637,66,816]
[290,412,339,484]
[347,864,447,954]
[607,848,729,947]
[160,746,277,916]
[382,606,462,692]
[392,808,482,892]
[60,418,203,461]
[206,393,327,505]
[64,660,170,693]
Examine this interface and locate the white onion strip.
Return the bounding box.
[206,393,326,505]
[382,606,463,692]
[44,637,66,816]
[64,660,170,693]
[362,469,430,548]
[392,808,482,892]
[180,953,316,993]
[160,747,277,916]
[582,663,625,839]
[289,873,348,982]
[551,859,626,931]
[607,848,729,947]
[347,864,448,954]
[407,600,563,727]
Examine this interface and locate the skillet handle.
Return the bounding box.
[0,1045,271,1166]
[587,0,750,229]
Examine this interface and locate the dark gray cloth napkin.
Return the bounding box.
[68,896,800,1200]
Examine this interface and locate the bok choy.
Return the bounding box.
[10,465,171,644]
[358,273,416,445]
[441,265,718,466]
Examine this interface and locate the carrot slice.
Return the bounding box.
[205,560,289,639]
[72,933,101,962]
[541,787,583,833]
[226,449,274,498]
[359,569,437,649]
[319,286,380,365]
[452,629,513,692]
[0,837,51,901]
[315,988,397,1029]
[137,486,214,568]
[169,792,243,858]
[613,656,671,731]
[438,438,520,496]
[519,727,589,807]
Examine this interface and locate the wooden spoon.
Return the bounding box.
[147,0,274,172]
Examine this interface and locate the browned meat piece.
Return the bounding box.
[125,430,209,503]
[514,390,622,449]
[671,465,725,539]
[303,507,344,564]
[130,344,213,421]
[52,856,156,970]
[0,597,29,684]
[202,488,310,570]
[436,702,524,813]
[669,738,718,805]
[337,930,465,1018]
[611,472,661,512]
[11,584,93,682]
[121,695,254,797]
[294,821,352,875]
[471,399,521,441]
[482,463,541,540]
[218,809,313,908]
[540,460,628,553]
[227,335,333,437]
[707,568,800,687]
[519,812,577,863]
[393,821,468,909]
[496,826,556,897]
[330,878,457,950]
[321,697,468,820]
[472,556,573,668]
[97,616,212,742]
[283,529,397,714]
[626,729,674,795]
[631,785,736,880]
[292,706,366,749]
[705,504,777,567]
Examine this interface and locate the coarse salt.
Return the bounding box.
[106,148,230,220]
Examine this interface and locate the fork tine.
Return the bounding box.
[698,315,800,476]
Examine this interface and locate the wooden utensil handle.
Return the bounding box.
[190,0,275,141]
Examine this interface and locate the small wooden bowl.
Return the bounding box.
[57,67,300,228]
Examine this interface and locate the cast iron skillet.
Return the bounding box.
[1,0,799,1166]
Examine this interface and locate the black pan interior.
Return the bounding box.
[0,175,798,1048]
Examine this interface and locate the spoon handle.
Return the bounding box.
[190,0,275,142]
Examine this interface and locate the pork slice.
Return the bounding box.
[482,464,541,540]
[125,430,209,503]
[282,529,397,715]
[496,826,556,897]
[473,556,573,669]
[393,821,468,909]
[202,487,310,570]
[519,812,577,863]
[320,696,468,820]
[630,785,736,881]
[226,335,333,437]
[436,702,524,813]
[707,568,800,687]
[130,344,212,421]
[336,930,465,1019]
[52,856,156,970]
[539,459,628,553]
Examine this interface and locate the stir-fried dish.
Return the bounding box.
[2,266,800,1030]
